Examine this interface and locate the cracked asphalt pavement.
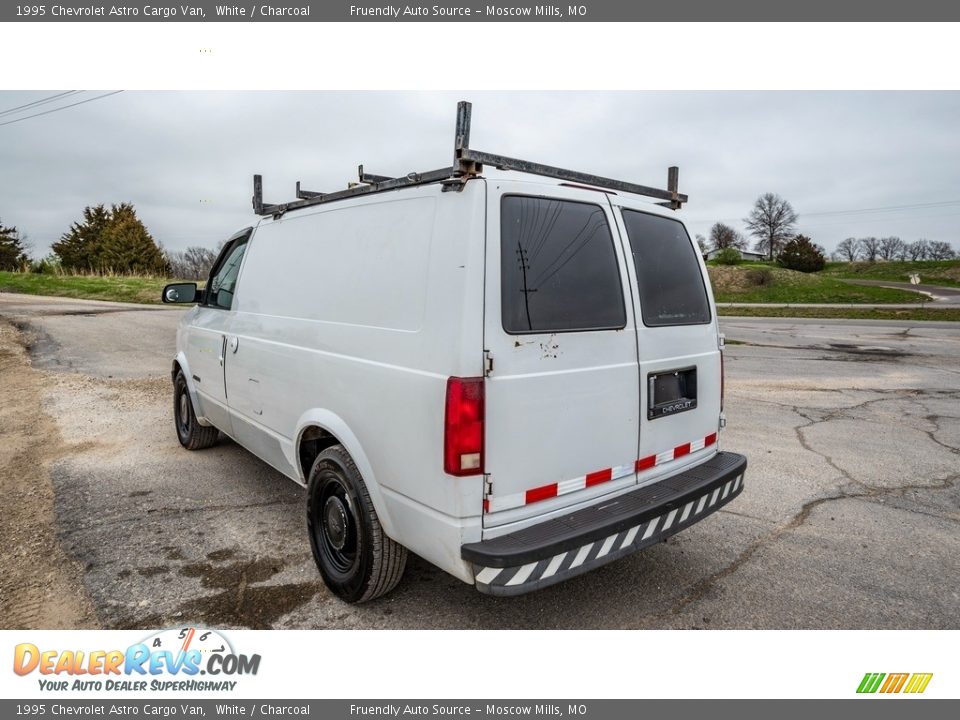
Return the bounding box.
[1,292,958,629]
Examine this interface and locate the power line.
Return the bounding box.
[0,90,83,118]
[688,199,960,225]
[798,210,960,231]
[0,91,123,128]
[801,200,960,218]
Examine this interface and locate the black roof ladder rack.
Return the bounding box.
[252,101,687,218]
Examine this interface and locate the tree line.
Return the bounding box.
[833,236,955,262]
[698,192,956,267]
[0,204,219,279]
[5,196,958,277]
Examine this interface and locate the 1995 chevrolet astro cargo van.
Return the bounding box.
[162,102,747,602]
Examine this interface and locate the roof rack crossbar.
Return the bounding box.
[295,181,324,200]
[252,101,687,217]
[358,165,394,184]
[254,167,456,217]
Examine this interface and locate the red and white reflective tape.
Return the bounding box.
[636,432,717,472]
[483,432,718,514]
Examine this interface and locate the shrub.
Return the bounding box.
[31,254,62,275]
[777,234,826,273]
[745,268,773,287]
[714,247,743,265]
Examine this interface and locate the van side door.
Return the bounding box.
[184,230,251,436]
[607,198,723,485]
[481,182,641,532]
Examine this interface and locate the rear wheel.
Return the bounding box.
[173,370,219,450]
[307,445,407,602]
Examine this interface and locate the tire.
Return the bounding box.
[306,445,407,603]
[173,370,219,450]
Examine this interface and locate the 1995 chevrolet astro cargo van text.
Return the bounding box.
[162,102,747,602]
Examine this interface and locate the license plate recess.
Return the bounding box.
[648,366,697,420]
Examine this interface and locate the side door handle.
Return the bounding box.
[218,335,227,367]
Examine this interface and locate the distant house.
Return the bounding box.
[703,248,767,262]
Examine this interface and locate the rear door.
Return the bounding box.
[608,197,722,484]
[482,182,640,529]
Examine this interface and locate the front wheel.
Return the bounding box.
[173,370,219,450]
[307,445,407,602]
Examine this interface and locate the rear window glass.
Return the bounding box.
[500,196,626,334]
[621,210,711,326]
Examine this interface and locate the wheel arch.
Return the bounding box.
[171,352,213,427]
[294,410,397,539]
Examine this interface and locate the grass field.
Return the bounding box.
[0,271,170,305]
[718,306,960,321]
[821,260,960,287]
[707,266,922,304]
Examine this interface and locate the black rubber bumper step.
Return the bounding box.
[462,451,747,596]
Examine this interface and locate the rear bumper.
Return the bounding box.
[462,451,747,596]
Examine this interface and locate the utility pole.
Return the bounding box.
[516,243,536,331]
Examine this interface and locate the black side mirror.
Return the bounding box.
[162,282,199,304]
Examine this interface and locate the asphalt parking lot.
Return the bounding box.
[1,291,958,629]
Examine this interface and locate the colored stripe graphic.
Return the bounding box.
[880,673,908,693]
[857,673,885,694]
[857,672,932,694]
[904,673,933,694]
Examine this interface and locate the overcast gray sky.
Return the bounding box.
[1,91,958,257]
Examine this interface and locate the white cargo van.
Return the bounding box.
[163,102,746,602]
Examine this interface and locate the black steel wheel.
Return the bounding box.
[306,445,407,602]
[173,370,219,450]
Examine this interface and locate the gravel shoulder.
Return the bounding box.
[0,319,97,629]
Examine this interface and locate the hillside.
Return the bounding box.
[707,265,922,304]
[821,260,960,288]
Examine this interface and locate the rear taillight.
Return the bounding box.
[444,377,484,476]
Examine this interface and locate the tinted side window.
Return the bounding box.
[205,237,249,310]
[500,196,626,334]
[621,210,710,326]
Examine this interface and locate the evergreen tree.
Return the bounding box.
[52,203,169,275]
[777,234,826,273]
[98,203,170,275]
[52,204,111,271]
[0,220,29,271]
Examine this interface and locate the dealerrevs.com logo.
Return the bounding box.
[13,628,261,692]
[856,673,933,695]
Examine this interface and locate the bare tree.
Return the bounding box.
[709,222,747,251]
[896,242,912,261]
[835,237,859,262]
[184,246,217,278]
[928,240,956,260]
[878,236,904,261]
[165,245,218,280]
[858,236,881,262]
[744,193,798,261]
[907,239,930,261]
[695,234,707,254]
